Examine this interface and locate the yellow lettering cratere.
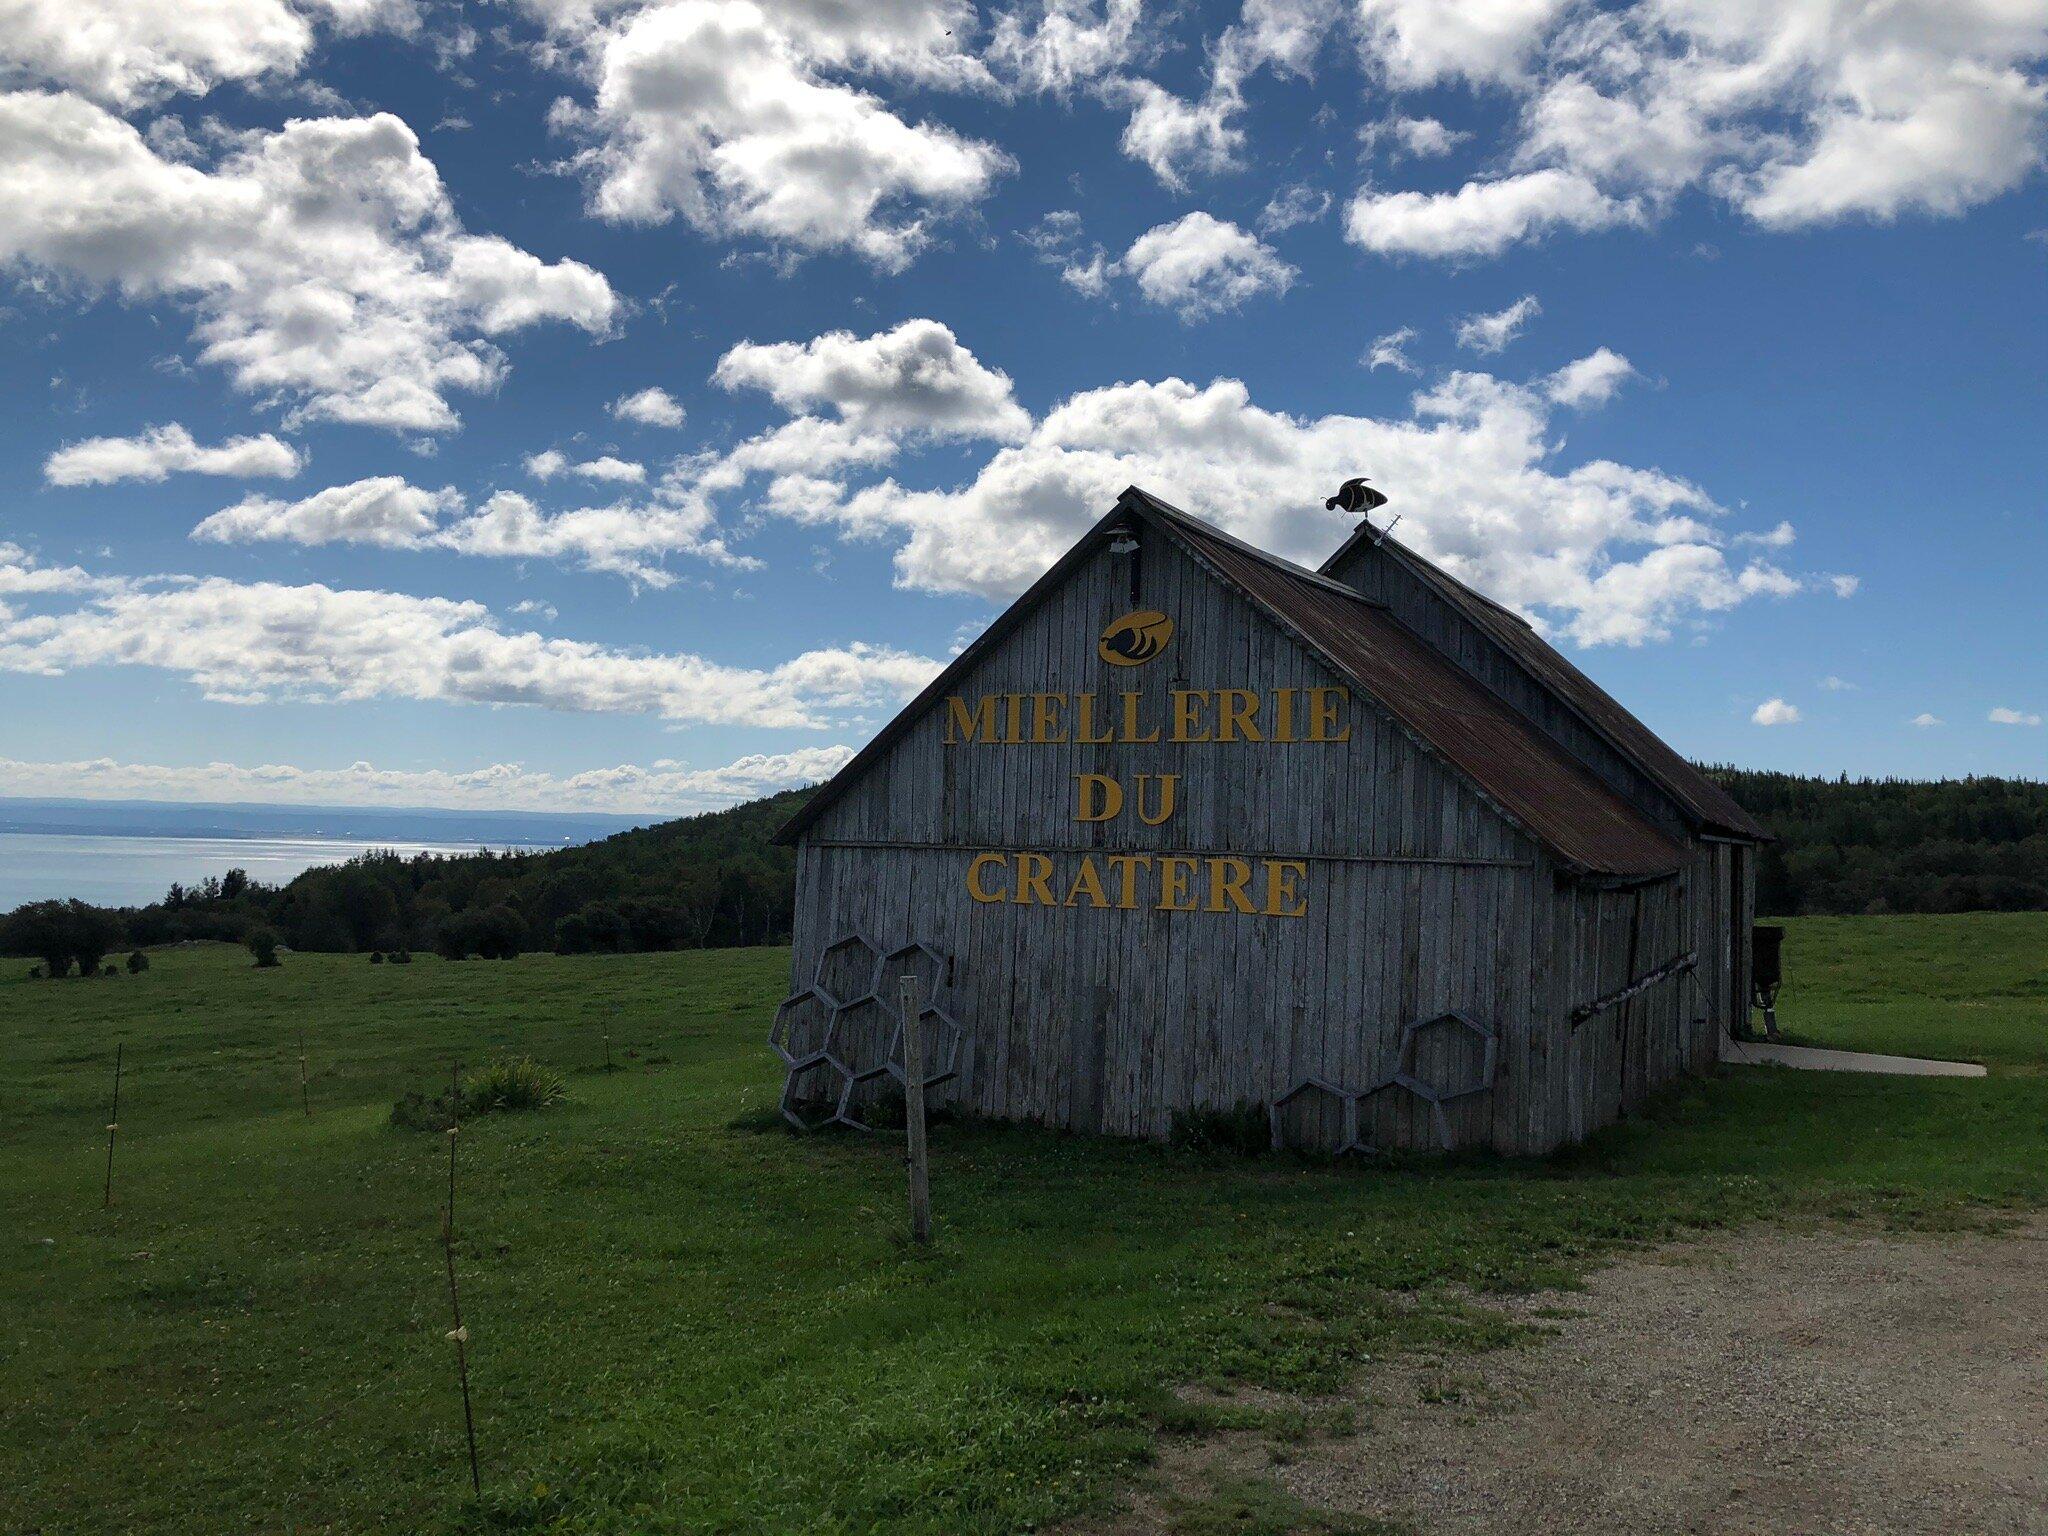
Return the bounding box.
[965,851,1311,918]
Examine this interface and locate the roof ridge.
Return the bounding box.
[1118,486,1385,608]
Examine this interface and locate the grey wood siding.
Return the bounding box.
[794,842,1541,1149]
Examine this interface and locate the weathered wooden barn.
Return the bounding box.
[771,486,1766,1154]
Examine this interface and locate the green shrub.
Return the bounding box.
[369,951,384,964]
[126,950,149,974]
[466,1056,566,1113]
[0,899,118,978]
[387,949,412,965]
[247,928,282,968]
[391,1056,566,1130]
[436,906,527,962]
[1169,1101,1270,1156]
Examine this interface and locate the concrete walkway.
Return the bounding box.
[1720,1035,1987,1077]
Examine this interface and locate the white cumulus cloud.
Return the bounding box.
[0,0,418,110]
[1356,0,1568,89]
[1116,212,1297,319]
[610,386,685,427]
[1990,706,2042,725]
[526,450,646,484]
[1454,294,1541,354]
[762,354,1812,648]
[1364,326,1420,373]
[1544,347,1637,408]
[191,475,748,586]
[1349,0,2048,259]
[0,95,617,433]
[713,317,1030,441]
[550,0,1008,269]
[44,423,303,485]
[0,547,937,727]
[194,476,457,549]
[1751,697,1801,725]
[1346,169,1640,259]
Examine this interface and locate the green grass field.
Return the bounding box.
[4,916,2044,1535]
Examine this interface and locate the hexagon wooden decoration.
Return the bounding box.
[826,995,896,1082]
[873,940,950,1020]
[1269,1077,1351,1154]
[813,933,881,1010]
[781,1055,850,1132]
[1397,1011,1498,1103]
[1348,1074,1445,1155]
[886,1004,963,1089]
[768,988,835,1067]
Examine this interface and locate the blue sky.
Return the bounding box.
[2,0,2044,814]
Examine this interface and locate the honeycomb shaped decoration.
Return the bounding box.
[885,1004,963,1090]
[775,933,964,1132]
[826,996,896,1081]
[1270,1010,1500,1155]
[768,988,835,1067]
[1398,1010,1498,1103]
[782,1055,850,1132]
[814,933,881,1009]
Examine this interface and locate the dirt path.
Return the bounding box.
[1099,1218,2048,1535]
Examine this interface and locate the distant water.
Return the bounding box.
[0,832,555,910]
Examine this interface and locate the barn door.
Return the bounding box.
[1728,844,1752,1036]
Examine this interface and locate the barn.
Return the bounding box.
[770,486,1767,1155]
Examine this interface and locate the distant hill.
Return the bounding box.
[11,770,2048,962]
[0,796,648,846]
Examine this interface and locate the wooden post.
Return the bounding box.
[898,976,931,1245]
[442,1060,481,1496]
[102,1042,123,1209]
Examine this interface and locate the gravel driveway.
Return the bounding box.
[1100,1218,2048,1535]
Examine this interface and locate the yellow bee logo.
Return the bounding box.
[1098,609,1174,666]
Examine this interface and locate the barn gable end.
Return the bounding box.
[1319,524,1767,842]
[794,507,1530,868]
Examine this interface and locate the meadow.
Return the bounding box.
[3,914,2044,1535]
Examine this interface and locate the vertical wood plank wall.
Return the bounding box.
[791,532,1750,1154]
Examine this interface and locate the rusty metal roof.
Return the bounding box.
[1139,492,1686,877]
[1319,521,1767,841]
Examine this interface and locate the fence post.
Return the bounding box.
[443,1060,481,1496]
[102,1041,123,1209]
[898,975,931,1246]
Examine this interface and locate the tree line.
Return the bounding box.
[1705,768,2048,916]
[10,773,2048,968]
[3,789,811,966]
